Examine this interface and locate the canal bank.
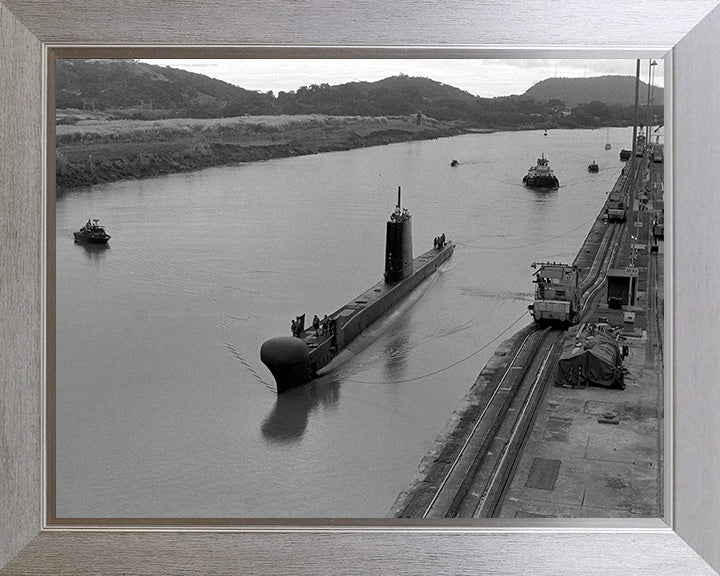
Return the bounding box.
[55,114,466,190]
[390,153,664,518]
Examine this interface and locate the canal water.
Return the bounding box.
[56,127,631,518]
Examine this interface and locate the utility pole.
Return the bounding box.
[645,60,657,142]
[631,59,641,174]
[650,61,658,141]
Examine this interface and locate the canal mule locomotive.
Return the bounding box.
[528,262,579,326]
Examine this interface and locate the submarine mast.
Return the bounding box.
[385,186,413,282]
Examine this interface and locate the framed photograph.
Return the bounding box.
[2,1,720,574]
[49,53,669,526]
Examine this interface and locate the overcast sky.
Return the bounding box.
[140,58,663,98]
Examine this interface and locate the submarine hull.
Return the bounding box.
[261,242,454,393]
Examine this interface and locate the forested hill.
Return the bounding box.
[56,60,662,129]
[55,60,479,117]
[56,59,258,113]
[523,75,663,107]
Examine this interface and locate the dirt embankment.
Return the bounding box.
[55,114,466,190]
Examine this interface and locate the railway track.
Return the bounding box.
[578,154,645,318]
[418,326,562,518]
[579,222,623,318]
[404,160,647,519]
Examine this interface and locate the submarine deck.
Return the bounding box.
[296,242,454,352]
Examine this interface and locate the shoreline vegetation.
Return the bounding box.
[56,112,476,190]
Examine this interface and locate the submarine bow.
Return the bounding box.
[260,337,311,393]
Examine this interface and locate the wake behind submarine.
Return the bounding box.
[260,186,454,393]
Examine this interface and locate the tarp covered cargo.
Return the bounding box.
[556,324,625,389]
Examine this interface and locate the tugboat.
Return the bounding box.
[74,219,111,244]
[619,149,631,161]
[450,159,459,167]
[260,187,454,393]
[588,161,599,173]
[523,153,559,189]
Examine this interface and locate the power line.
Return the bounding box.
[344,310,530,384]
[458,216,596,251]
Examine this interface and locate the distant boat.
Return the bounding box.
[605,127,612,150]
[74,219,111,244]
[450,159,459,167]
[588,161,599,173]
[619,149,631,161]
[523,153,559,189]
[544,129,548,136]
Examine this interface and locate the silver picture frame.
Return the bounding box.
[2,1,720,574]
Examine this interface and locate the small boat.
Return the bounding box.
[74,219,111,244]
[605,127,612,150]
[523,153,559,189]
[588,161,599,173]
[619,149,631,161]
[544,129,548,136]
[450,159,459,167]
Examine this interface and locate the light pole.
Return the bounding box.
[650,60,658,142]
[631,59,640,171]
[646,60,657,142]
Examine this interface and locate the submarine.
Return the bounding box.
[260,186,455,393]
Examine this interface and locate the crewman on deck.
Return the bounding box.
[312,315,320,337]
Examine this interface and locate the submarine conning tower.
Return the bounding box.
[385,186,413,282]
